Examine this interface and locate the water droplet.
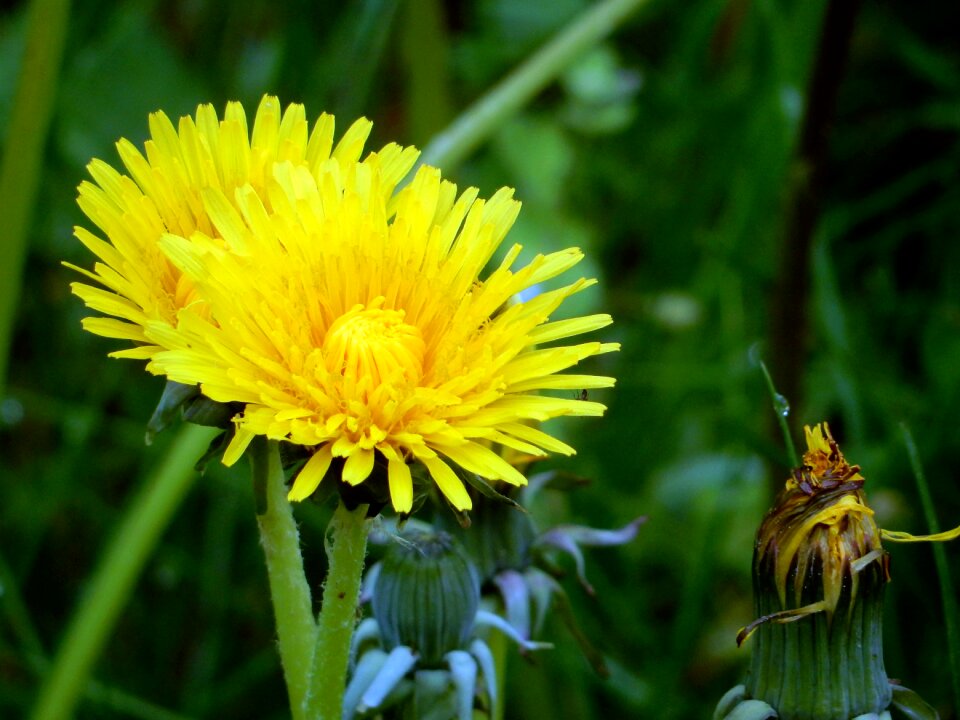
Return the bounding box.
[1,397,24,426]
[773,393,790,417]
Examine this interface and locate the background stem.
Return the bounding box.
[759,359,799,468]
[769,0,861,421]
[30,424,216,720]
[899,423,960,710]
[0,0,70,393]
[418,0,648,170]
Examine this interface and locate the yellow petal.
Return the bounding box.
[433,440,527,486]
[342,447,375,486]
[223,427,256,466]
[421,455,472,511]
[288,445,333,501]
[388,457,413,513]
[882,525,960,543]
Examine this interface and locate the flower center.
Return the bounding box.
[323,300,425,387]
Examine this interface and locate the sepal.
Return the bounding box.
[145,380,241,444]
[713,687,778,720]
[145,381,198,443]
[889,683,940,720]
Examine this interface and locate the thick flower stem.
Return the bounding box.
[308,499,370,720]
[488,621,508,720]
[251,438,317,720]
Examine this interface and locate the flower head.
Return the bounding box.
[756,422,881,622]
[721,422,956,720]
[69,96,619,513]
[725,424,890,718]
[66,96,358,364]
[736,424,887,643]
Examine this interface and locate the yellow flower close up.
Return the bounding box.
[69,96,619,513]
[66,96,364,366]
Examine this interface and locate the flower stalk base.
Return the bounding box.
[744,548,890,718]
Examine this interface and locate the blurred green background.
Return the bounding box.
[2,0,959,717]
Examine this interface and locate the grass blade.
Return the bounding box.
[899,422,960,709]
[0,0,71,392]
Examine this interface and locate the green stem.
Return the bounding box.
[758,359,800,468]
[418,0,649,170]
[899,423,960,710]
[250,438,317,720]
[0,0,71,393]
[30,424,217,720]
[307,499,370,720]
[400,0,453,144]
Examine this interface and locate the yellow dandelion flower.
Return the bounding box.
[106,102,621,513]
[66,95,396,367]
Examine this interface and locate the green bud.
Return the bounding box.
[372,531,480,667]
[745,499,890,719]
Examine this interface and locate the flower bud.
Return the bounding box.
[372,531,480,666]
[737,424,891,718]
[719,423,947,720]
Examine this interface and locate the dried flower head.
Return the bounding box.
[720,422,955,720]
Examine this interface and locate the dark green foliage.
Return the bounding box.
[1,0,958,717]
